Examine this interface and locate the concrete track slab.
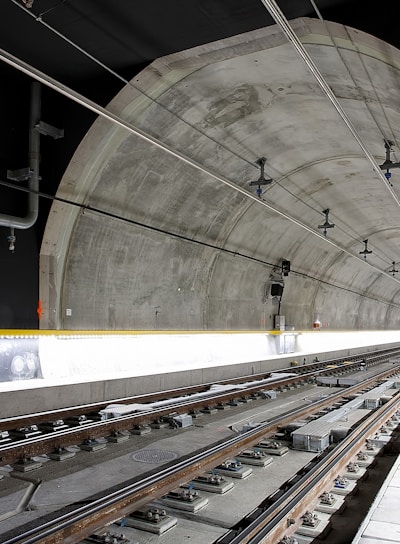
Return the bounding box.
[122,513,177,534]
[315,493,346,514]
[113,516,228,544]
[297,515,331,539]
[182,477,234,494]
[295,535,315,544]
[330,480,358,496]
[344,467,368,480]
[156,494,209,513]
[352,454,400,544]
[0,385,344,540]
[182,450,316,528]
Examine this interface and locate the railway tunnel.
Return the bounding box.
[1,1,400,408]
[1,2,400,543]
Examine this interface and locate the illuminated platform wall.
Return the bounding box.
[1,330,399,393]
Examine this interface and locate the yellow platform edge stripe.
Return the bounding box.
[0,329,394,337]
[0,329,290,336]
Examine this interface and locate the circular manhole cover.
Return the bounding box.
[130,449,179,463]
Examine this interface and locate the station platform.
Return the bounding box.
[351,453,400,544]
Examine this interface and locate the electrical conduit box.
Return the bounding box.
[172,413,193,428]
[274,315,285,330]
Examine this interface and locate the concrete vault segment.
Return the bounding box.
[40,18,400,330]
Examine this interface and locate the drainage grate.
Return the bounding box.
[130,449,179,464]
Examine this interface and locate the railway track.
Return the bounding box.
[219,394,400,544]
[2,344,399,427]
[0,360,399,544]
[0,350,399,466]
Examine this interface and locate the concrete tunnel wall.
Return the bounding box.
[40,18,400,331]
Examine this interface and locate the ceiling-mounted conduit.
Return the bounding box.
[0,81,40,230]
[3,177,400,310]
[14,0,399,267]
[0,46,397,283]
[10,0,257,171]
[260,0,400,208]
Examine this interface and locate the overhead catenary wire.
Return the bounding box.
[308,0,400,173]
[260,0,400,210]
[308,0,400,152]
[3,5,400,283]
[2,43,400,304]
[271,157,400,270]
[10,0,397,267]
[8,0,399,271]
[309,0,323,22]
[2,176,400,310]
[305,0,400,267]
[0,43,385,276]
[10,0,258,171]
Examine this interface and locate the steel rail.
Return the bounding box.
[0,359,398,466]
[221,394,400,544]
[0,356,394,465]
[1,367,399,544]
[1,345,398,430]
[1,411,307,544]
[0,372,304,462]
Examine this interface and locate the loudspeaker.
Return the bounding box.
[271,283,284,297]
[282,259,291,276]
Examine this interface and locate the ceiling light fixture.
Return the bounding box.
[249,157,273,198]
[379,139,400,186]
[359,239,372,260]
[318,208,335,237]
[282,259,291,277]
[389,261,399,276]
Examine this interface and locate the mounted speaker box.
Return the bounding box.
[271,283,284,297]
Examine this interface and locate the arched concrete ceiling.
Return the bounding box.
[40,17,400,331]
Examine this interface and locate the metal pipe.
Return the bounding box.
[0,81,40,230]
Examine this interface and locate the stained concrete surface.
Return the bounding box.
[0,384,324,540]
[39,17,400,331]
[0,384,397,543]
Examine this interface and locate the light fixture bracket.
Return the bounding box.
[318,208,335,237]
[249,157,273,198]
[359,239,372,259]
